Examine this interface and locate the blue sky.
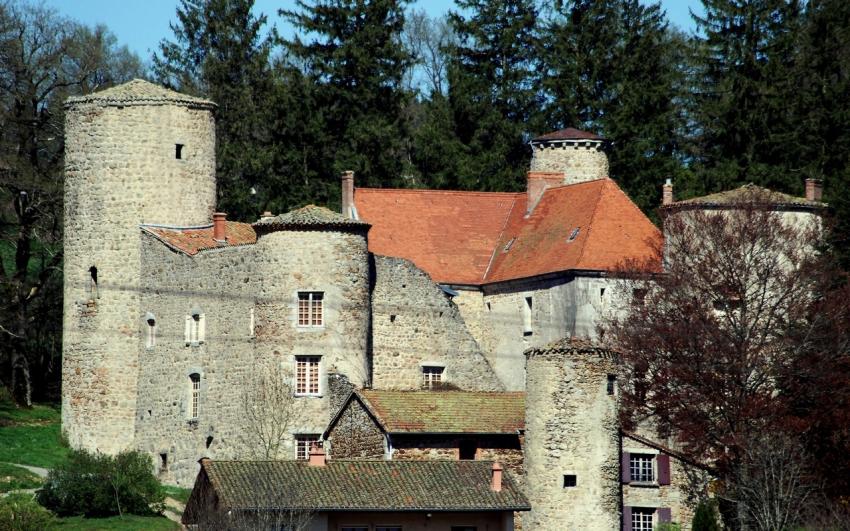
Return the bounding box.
[43,0,703,60]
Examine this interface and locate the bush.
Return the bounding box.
[0,493,55,531]
[692,500,721,531]
[36,449,164,517]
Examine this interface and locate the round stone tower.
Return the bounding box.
[251,206,371,435]
[529,127,609,185]
[62,79,217,454]
[523,338,621,530]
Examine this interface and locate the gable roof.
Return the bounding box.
[142,221,257,256]
[189,459,530,515]
[65,79,215,109]
[532,127,604,142]
[665,183,826,211]
[622,431,714,473]
[349,390,525,435]
[355,179,661,285]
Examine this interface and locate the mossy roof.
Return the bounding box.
[667,183,826,210]
[65,79,215,108]
[252,205,369,233]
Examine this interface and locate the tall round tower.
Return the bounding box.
[523,338,621,530]
[251,206,371,437]
[62,80,217,453]
[529,127,609,185]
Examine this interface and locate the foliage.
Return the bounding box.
[160,485,191,506]
[691,500,720,531]
[0,463,42,493]
[654,524,681,531]
[37,449,164,517]
[0,493,55,531]
[52,514,179,530]
[237,361,298,460]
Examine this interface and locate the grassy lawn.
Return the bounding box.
[161,485,192,505]
[53,515,180,530]
[0,462,43,492]
[0,400,68,468]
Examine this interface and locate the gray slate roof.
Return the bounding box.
[199,459,529,512]
[65,79,215,109]
[253,205,370,233]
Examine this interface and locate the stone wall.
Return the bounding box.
[522,343,621,530]
[371,256,503,391]
[326,397,386,459]
[62,98,216,454]
[529,141,608,185]
[391,434,523,477]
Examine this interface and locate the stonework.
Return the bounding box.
[529,141,609,185]
[326,396,386,460]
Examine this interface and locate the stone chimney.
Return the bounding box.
[527,172,564,214]
[212,212,227,242]
[662,179,674,206]
[529,128,608,186]
[308,442,326,467]
[491,462,503,492]
[805,178,823,202]
[341,170,354,218]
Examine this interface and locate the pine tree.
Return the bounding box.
[153,0,276,220]
[447,0,541,191]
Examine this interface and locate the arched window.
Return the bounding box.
[189,373,201,419]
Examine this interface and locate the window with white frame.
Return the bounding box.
[184,310,205,345]
[295,434,320,460]
[422,366,444,389]
[295,356,321,395]
[249,307,255,337]
[631,508,654,531]
[189,373,201,419]
[297,292,323,327]
[630,454,655,482]
[145,313,156,349]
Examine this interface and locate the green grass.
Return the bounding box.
[52,515,180,530]
[161,485,192,505]
[0,462,43,492]
[0,400,68,468]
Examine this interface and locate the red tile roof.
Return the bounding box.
[355,179,661,285]
[142,221,257,256]
[532,127,604,142]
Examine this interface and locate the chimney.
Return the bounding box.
[341,171,354,218]
[662,179,674,206]
[490,462,503,492]
[805,178,823,202]
[527,172,564,214]
[308,441,326,467]
[212,212,227,242]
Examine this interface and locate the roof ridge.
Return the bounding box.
[356,187,523,198]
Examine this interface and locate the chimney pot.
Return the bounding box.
[308,441,326,467]
[341,171,355,219]
[805,178,823,202]
[662,179,674,206]
[212,212,227,242]
[490,461,503,492]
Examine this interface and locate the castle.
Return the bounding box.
[63,79,727,529]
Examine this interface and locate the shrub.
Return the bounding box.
[655,524,681,531]
[692,500,721,531]
[0,493,55,531]
[36,448,164,517]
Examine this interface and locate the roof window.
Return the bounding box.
[503,237,516,253]
[567,227,580,242]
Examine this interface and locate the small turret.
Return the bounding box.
[529,128,609,186]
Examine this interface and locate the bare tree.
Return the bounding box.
[402,9,455,96]
[237,361,298,460]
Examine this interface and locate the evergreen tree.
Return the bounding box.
[542,0,688,214]
[690,0,803,194]
[153,0,276,220]
[281,0,412,197]
[447,0,541,191]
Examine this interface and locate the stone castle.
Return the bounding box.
[63,79,726,529]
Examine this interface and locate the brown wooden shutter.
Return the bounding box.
[657,507,672,522]
[621,452,631,483]
[623,506,632,531]
[657,454,671,485]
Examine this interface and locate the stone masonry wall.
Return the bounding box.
[523,346,621,530]
[63,100,216,454]
[391,434,523,477]
[325,397,385,459]
[371,256,503,391]
[529,141,608,185]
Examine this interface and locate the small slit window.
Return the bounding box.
[249,307,255,337]
[563,474,577,487]
[88,266,98,300]
[184,309,205,345]
[607,374,617,396]
[145,312,156,349]
[567,227,580,242]
[175,143,184,159]
[523,296,533,336]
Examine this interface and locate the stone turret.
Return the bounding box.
[529,128,609,186]
[62,79,217,454]
[523,338,621,530]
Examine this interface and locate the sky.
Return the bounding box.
[42,0,703,61]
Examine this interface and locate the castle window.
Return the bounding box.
[631,508,654,531]
[523,296,533,336]
[184,309,205,345]
[145,313,156,349]
[607,374,617,396]
[422,366,444,389]
[630,454,655,482]
[249,307,255,337]
[189,373,201,419]
[297,292,323,327]
[459,440,477,460]
[295,434,320,460]
[563,474,577,488]
[295,356,321,395]
[175,143,184,159]
[88,266,98,300]
[159,453,168,471]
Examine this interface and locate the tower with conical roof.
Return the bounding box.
[62,79,217,454]
[529,127,609,185]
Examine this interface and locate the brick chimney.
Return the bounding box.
[490,462,503,492]
[662,179,674,206]
[527,172,564,214]
[308,441,326,467]
[805,178,823,202]
[212,212,227,242]
[341,170,354,218]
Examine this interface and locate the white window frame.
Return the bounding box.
[295,434,321,460]
[631,507,654,531]
[523,295,533,336]
[189,373,201,420]
[185,311,206,346]
[294,355,322,396]
[422,365,444,389]
[145,313,156,349]
[297,291,324,327]
[249,307,255,337]
[630,453,655,483]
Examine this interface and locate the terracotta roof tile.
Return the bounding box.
[142,221,256,256]
[532,127,604,142]
[359,390,525,434]
[191,459,530,515]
